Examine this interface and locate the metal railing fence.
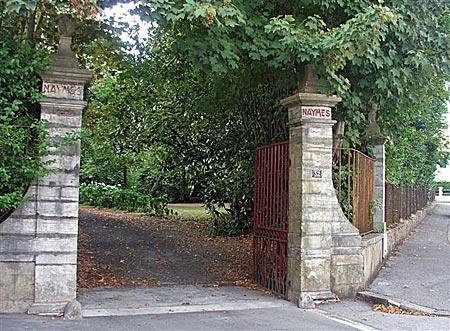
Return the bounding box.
[385,183,433,226]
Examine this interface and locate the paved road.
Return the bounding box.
[2,301,449,331]
[317,299,450,331]
[369,203,450,313]
[1,308,357,331]
[2,284,449,331]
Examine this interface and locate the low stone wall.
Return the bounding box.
[330,194,364,298]
[385,203,435,254]
[361,234,383,288]
[360,202,436,289]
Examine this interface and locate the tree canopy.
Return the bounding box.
[1,0,449,233]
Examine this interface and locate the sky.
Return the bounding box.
[102,2,151,44]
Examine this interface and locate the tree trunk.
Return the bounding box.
[123,165,129,189]
[27,11,36,47]
[332,121,345,166]
[149,169,164,197]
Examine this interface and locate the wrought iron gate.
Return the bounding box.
[334,149,375,234]
[253,141,289,297]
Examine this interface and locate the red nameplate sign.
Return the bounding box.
[42,81,83,100]
[301,106,331,119]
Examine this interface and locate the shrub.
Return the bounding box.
[0,30,50,219]
[79,183,172,216]
[206,208,251,237]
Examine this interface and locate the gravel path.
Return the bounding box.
[77,207,252,289]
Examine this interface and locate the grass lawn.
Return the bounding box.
[168,203,212,220]
[80,203,226,220]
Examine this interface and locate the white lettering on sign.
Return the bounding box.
[301,106,331,119]
[42,82,83,100]
[311,170,322,178]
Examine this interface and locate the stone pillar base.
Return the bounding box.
[28,302,66,315]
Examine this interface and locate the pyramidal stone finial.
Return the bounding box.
[366,102,380,134]
[53,15,79,68]
[58,14,77,37]
[298,64,320,93]
[365,101,385,144]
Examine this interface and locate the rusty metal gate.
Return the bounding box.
[253,141,289,297]
[334,148,375,235]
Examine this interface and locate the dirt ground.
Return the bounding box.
[77,207,252,289]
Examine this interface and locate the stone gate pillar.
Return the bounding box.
[365,103,386,234]
[281,65,363,307]
[0,15,91,315]
[281,66,341,306]
[28,16,91,315]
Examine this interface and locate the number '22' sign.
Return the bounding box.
[311,170,322,178]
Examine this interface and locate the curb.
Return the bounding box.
[357,291,450,318]
[82,300,290,317]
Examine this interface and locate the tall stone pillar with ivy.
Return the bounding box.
[365,103,386,235]
[281,65,363,307]
[0,16,91,315]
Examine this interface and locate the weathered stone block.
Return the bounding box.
[0,237,34,253]
[37,186,79,201]
[361,236,383,286]
[302,180,333,195]
[42,154,80,172]
[332,234,362,247]
[332,284,361,298]
[300,222,332,235]
[301,152,332,168]
[302,194,331,206]
[331,254,363,266]
[39,173,79,187]
[332,246,362,255]
[36,253,77,265]
[301,258,331,292]
[10,200,37,217]
[0,218,36,235]
[301,209,333,223]
[374,173,384,187]
[0,262,34,313]
[331,263,363,285]
[0,254,34,262]
[47,126,79,139]
[303,136,333,148]
[37,201,78,218]
[300,248,330,259]
[35,265,76,303]
[34,237,77,253]
[40,112,82,128]
[36,218,78,235]
[301,234,332,250]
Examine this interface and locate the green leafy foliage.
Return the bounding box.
[0,28,50,215]
[207,212,247,237]
[5,0,447,237]
[434,181,450,189]
[0,0,123,217]
[79,183,172,216]
[83,0,449,235]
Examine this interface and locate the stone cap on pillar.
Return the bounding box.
[365,102,386,145]
[281,92,342,108]
[281,65,341,126]
[39,15,92,101]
